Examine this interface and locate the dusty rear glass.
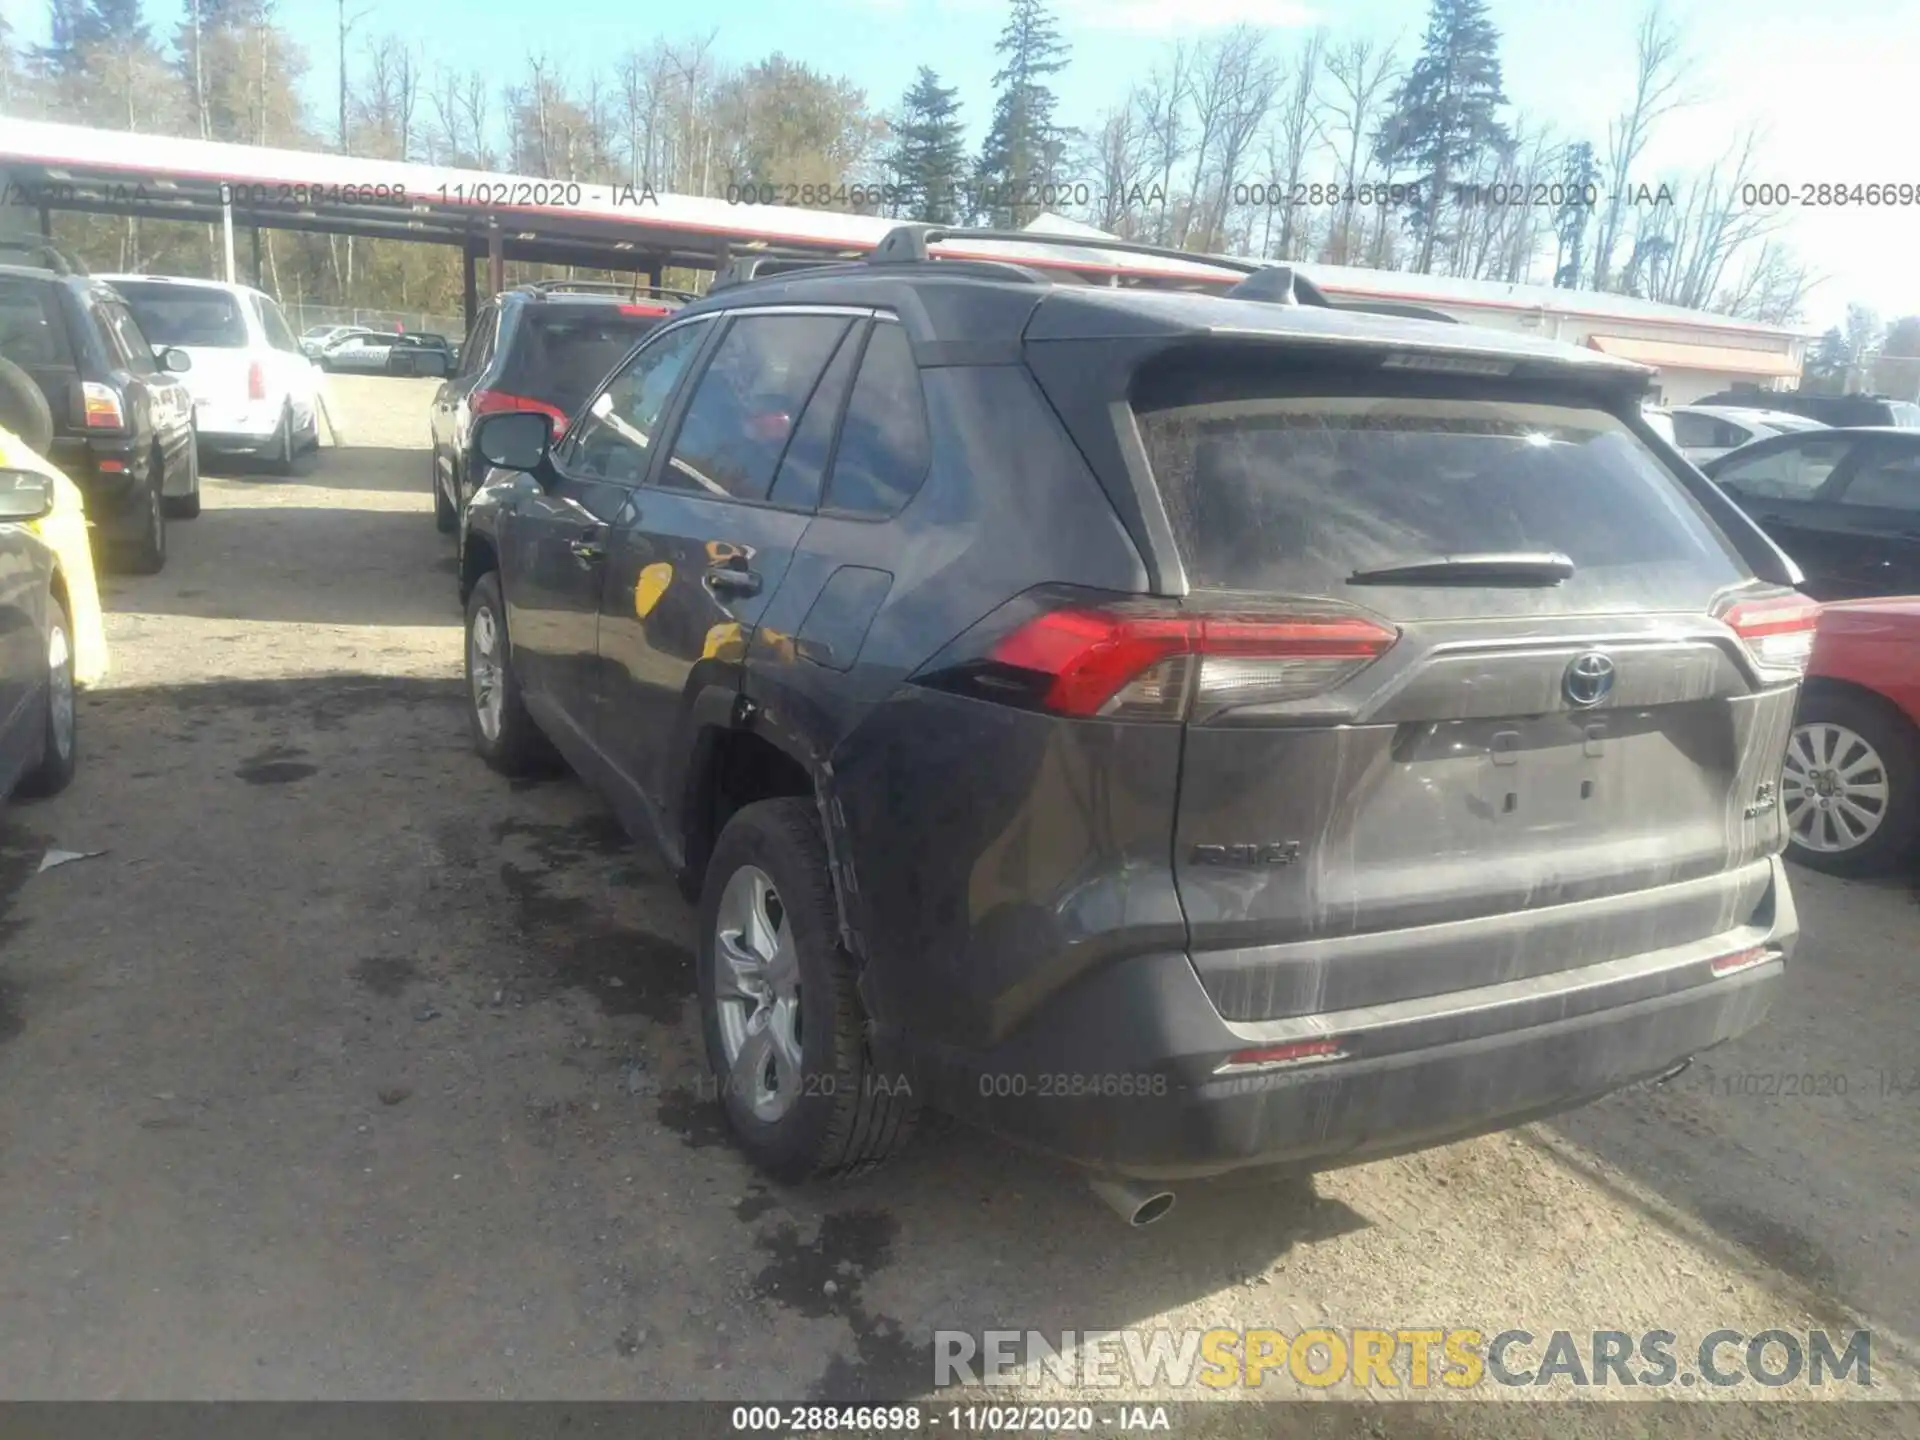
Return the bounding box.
[110,282,249,348]
[502,308,670,414]
[1136,383,1752,619]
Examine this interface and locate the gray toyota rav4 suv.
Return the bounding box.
[458,225,1810,1223]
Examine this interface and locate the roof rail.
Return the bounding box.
[515,278,699,302]
[870,223,1263,278]
[711,254,864,290]
[1328,299,1460,324]
[0,232,87,276]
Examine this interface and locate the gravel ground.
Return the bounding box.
[0,375,1914,1431]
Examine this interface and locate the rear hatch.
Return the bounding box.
[497,303,674,421]
[1059,340,1807,1022]
[109,281,253,413]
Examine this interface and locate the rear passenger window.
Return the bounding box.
[822,323,931,517]
[661,315,850,502]
[1714,437,1853,500]
[766,324,863,512]
[1840,449,1920,511]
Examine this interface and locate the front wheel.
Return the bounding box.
[16,594,76,798]
[698,798,918,1183]
[1783,689,1920,876]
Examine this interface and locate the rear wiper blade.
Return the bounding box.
[1347,551,1576,586]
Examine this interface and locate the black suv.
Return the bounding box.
[429,280,692,535]
[0,236,199,572]
[456,226,1809,1221]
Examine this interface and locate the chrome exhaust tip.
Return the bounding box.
[1089,1176,1176,1227]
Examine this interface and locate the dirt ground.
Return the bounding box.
[1,375,1915,1428]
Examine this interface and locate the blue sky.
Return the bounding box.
[9,0,1919,328]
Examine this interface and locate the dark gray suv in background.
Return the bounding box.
[457,226,1812,1224]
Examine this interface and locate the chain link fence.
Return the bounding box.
[284,303,467,340]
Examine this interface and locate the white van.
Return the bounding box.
[98,276,323,472]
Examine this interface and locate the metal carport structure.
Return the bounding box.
[0,118,1245,335]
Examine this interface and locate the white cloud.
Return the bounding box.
[1062,0,1318,32]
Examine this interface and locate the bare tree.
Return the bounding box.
[1627,129,1778,309]
[1132,47,1192,246]
[1323,37,1399,265]
[1267,28,1328,261]
[1083,99,1150,236]
[336,0,372,150]
[1593,2,1693,289]
[1188,27,1277,252]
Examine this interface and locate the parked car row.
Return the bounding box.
[418,225,1902,1222]
[301,324,459,377]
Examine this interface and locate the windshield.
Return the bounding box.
[111,282,248,348]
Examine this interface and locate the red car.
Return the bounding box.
[1786,597,1920,874]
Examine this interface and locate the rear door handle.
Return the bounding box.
[705,565,761,596]
[569,535,606,563]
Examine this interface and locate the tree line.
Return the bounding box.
[0,0,1862,332]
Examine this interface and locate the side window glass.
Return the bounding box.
[102,302,158,373]
[1716,439,1852,501]
[260,300,300,352]
[660,315,851,502]
[766,324,864,512]
[564,320,708,486]
[1840,450,1920,512]
[460,308,496,377]
[1672,413,1715,449]
[822,322,932,517]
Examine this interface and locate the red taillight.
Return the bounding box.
[471,388,569,439]
[971,603,1398,721]
[1718,592,1819,680]
[617,303,670,317]
[248,360,266,401]
[1216,1038,1348,1075]
[81,381,126,429]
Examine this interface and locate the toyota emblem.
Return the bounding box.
[1564,652,1616,708]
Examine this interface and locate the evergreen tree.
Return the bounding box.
[976,0,1069,228]
[886,67,967,224]
[1552,139,1598,289]
[1374,0,1511,273]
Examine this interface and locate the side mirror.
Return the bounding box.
[161,347,192,373]
[0,468,55,522]
[475,411,551,473]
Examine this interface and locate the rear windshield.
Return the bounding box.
[1136,382,1751,619]
[499,308,669,413]
[0,276,73,367]
[112,283,249,348]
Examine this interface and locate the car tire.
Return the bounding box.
[697,797,918,1183]
[163,439,201,519]
[463,570,554,775]
[111,467,167,575]
[434,451,458,533]
[16,593,77,798]
[265,403,296,476]
[1783,688,1920,877]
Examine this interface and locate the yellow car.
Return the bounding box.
[0,423,108,687]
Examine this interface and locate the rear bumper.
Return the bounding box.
[891,858,1796,1181]
[48,433,147,541]
[194,398,283,447]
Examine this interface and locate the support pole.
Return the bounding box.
[251,226,263,288]
[221,194,236,283]
[462,240,478,337]
[487,223,504,296]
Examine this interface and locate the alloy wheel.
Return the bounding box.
[1783,721,1890,854]
[713,864,805,1124]
[469,603,504,742]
